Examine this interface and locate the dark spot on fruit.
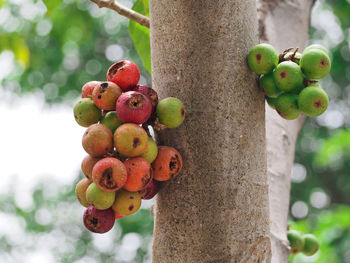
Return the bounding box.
[159,166,162,171]
[128,205,134,211]
[148,89,158,106]
[313,98,323,108]
[74,114,78,119]
[181,107,185,117]
[101,82,108,88]
[133,138,140,148]
[130,196,134,199]
[100,167,118,189]
[169,154,181,177]
[280,72,286,79]
[289,104,294,109]
[85,215,100,231]
[98,95,102,99]
[256,53,262,63]
[92,218,98,226]
[141,169,152,186]
[127,94,144,109]
[108,61,125,79]
[292,248,297,254]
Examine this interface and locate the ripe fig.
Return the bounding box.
[152,146,183,181]
[75,178,92,207]
[124,157,153,192]
[112,189,141,216]
[83,206,115,234]
[86,182,115,210]
[133,85,158,113]
[81,155,101,180]
[82,81,101,98]
[73,98,101,127]
[116,91,152,124]
[298,84,328,116]
[156,97,185,128]
[273,61,303,92]
[247,43,279,74]
[138,179,161,200]
[82,124,113,157]
[92,82,122,110]
[107,60,140,92]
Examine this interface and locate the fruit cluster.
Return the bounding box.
[73,60,185,234]
[287,230,319,256]
[248,44,331,120]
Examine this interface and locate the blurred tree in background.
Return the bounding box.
[0,0,349,262]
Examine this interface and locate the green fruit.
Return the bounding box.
[304,44,328,54]
[302,234,319,256]
[287,230,304,254]
[275,94,301,120]
[112,189,141,216]
[283,51,302,65]
[74,98,101,127]
[259,73,283,98]
[100,111,123,134]
[140,137,158,163]
[86,183,115,210]
[247,43,279,74]
[298,84,328,116]
[273,61,303,92]
[157,97,185,128]
[75,178,92,207]
[300,49,331,79]
[266,97,278,109]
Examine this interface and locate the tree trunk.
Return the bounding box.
[150,0,270,262]
[257,1,315,262]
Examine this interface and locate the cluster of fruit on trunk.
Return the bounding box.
[287,230,319,256]
[73,60,185,234]
[248,44,331,120]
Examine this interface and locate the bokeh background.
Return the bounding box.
[0,0,349,262]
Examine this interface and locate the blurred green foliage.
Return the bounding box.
[0,0,349,262]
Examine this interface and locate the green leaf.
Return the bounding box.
[129,0,151,75]
[43,0,61,16]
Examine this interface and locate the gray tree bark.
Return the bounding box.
[150,0,315,262]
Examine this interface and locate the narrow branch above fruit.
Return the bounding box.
[89,0,150,28]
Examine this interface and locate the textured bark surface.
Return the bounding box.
[257,0,315,262]
[150,0,270,262]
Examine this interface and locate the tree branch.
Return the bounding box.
[90,0,150,29]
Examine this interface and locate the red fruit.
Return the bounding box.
[92,157,128,192]
[115,214,124,220]
[81,155,101,180]
[107,60,140,92]
[83,206,115,234]
[138,179,161,200]
[152,146,183,181]
[133,85,158,113]
[82,124,113,157]
[92,82,122,110]
[124,157,153,192]
[82,81,101,98]
[116,91,152,124]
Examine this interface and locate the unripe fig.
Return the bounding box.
[140,137,158,164]
[156,97,185,128]
[107,60,140,92]
[287,230,304,254]
[304,44,328,54]
[82,81,101,98]
[259,73,283,98]
[266,97,278,110]
[138,179,161,200]
[92,82,122,110]
[133,85,158,113]
[298,84,328,116]
[75,178,92,207]
[247,43,279,74]
[100,111,123,134]
[114,123,148,157]
[283,52,302,65]
[81,155,101,180]
[82,124,113,157]
[112,189,141,216]
[152,146,183,181]
[92,157,127,192]
[86,182,115,210]
[300,49,331,80]
[73,98,101,127]
[302,234,319,256]
[273,61,303,92]
[275,94,301,120]
[116,91,152,124]
[83,206,115,234]
[124,157,153,192]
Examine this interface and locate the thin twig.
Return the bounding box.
[90,0,150,29]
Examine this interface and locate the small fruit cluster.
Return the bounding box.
[287,230,319,256]
[248,43,331,120]
[73,60,185,234]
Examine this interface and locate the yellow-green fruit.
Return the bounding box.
[259,73,283,98]
[112,189,141,216]
[156,97,185,128]
[73,98,101,127]
[298,84,329,116]
[273,61,303,92]
[75,178,92,207]
[86,182,115,210]
[140,137,158,163]
[302,234,319,256]
[287,230,304,254]
[283,51,302,65]
[100,111,123,134]
[275,94,301,120]
[247,43,279,74]
[300,49,331,80]
[304,44,328,54]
